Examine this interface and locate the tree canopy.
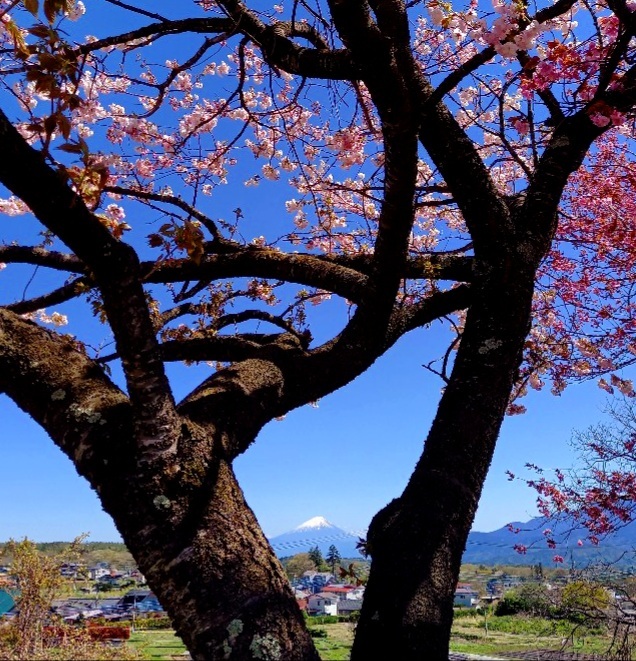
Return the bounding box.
[2,0,636,659]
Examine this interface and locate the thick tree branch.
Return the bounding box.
[144,250,369,302]
[324,253,474,283]
[163,332,302,364]
[0,107,179,456]
[141,249,473,307]
[0,245,84,272]
[416,104,512,257]
[0,308,131,479]
[166,279,470,458]
[397,284,471,334]
[78,12,358,80]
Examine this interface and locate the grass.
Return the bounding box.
[308,622,355,660]
[118,614,630,660]
[128,630,187,660]
[124,623,354,661]
[450,612,620,658]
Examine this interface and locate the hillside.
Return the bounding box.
[464,517,636,568]
[0,542,135,568]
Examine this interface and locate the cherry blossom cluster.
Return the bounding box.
[0,0,635,404]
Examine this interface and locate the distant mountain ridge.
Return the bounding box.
[269,514,636,567]
[268,516,364,559]
[464,516,636,567]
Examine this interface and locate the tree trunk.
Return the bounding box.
[351,261,537,660]
[106,456,320,661]
[0,310,319,660]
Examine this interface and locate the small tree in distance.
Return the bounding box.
[326,545,342,577]
[0,538,139,661]
[7,539,66,660]
[283,553,316,580]
[308,547,325,571]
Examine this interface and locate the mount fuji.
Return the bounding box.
[268,516,365,559]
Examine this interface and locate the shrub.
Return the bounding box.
[85,625,131,641]
[486,615,575,637]
[308,614,356,624]
[133,615,171,630]
[495,584,557,618]
[453,608,477,619]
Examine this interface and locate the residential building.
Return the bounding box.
[0,589,16,617]
[454,585,479,608]
[307,593,339,616]
[337,599,363,616]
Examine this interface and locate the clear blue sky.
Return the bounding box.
[0,326,621,542]
[0,0,627,544]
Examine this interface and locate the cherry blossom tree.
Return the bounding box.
[2,0,636,659]
[525,397,636,546]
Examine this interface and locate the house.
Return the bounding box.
[299,571,335,594]
[60,563,82,578]
[128,569,146,584]
[51,597,121,621]
[307,592,339,616]
[486,574,523,595]
[119,589,164,613]
[88,566,111,581]
[337,599,363,616]
[0,589,16,617]
[322,584,365,601]
[454,585,479,608]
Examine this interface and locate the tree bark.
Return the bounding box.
[351,257,537,661]
[0,310,319,661]
[116,458,320,661]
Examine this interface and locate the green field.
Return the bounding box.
[126,623,355,661]
[128,630,188,660]
[123,615,634,660]
[451,612,624,658]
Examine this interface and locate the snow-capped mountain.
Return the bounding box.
[268,516,365,559]
[293,516,334,532]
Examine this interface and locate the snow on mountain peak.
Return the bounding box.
[294,516,333,531]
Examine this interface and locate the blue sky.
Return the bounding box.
[0,325,621,542]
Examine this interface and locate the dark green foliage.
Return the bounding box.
[309,615,345,624]
[453,608,477,619]
[326,545,341,575]
[308,547,324,569]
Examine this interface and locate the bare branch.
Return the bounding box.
[103,0,169,21]
[105,186,223,240]
[4,277,90,314]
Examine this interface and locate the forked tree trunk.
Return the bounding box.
[351,263,537,660]
[0,309,320,660]
[106,457,320,661]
